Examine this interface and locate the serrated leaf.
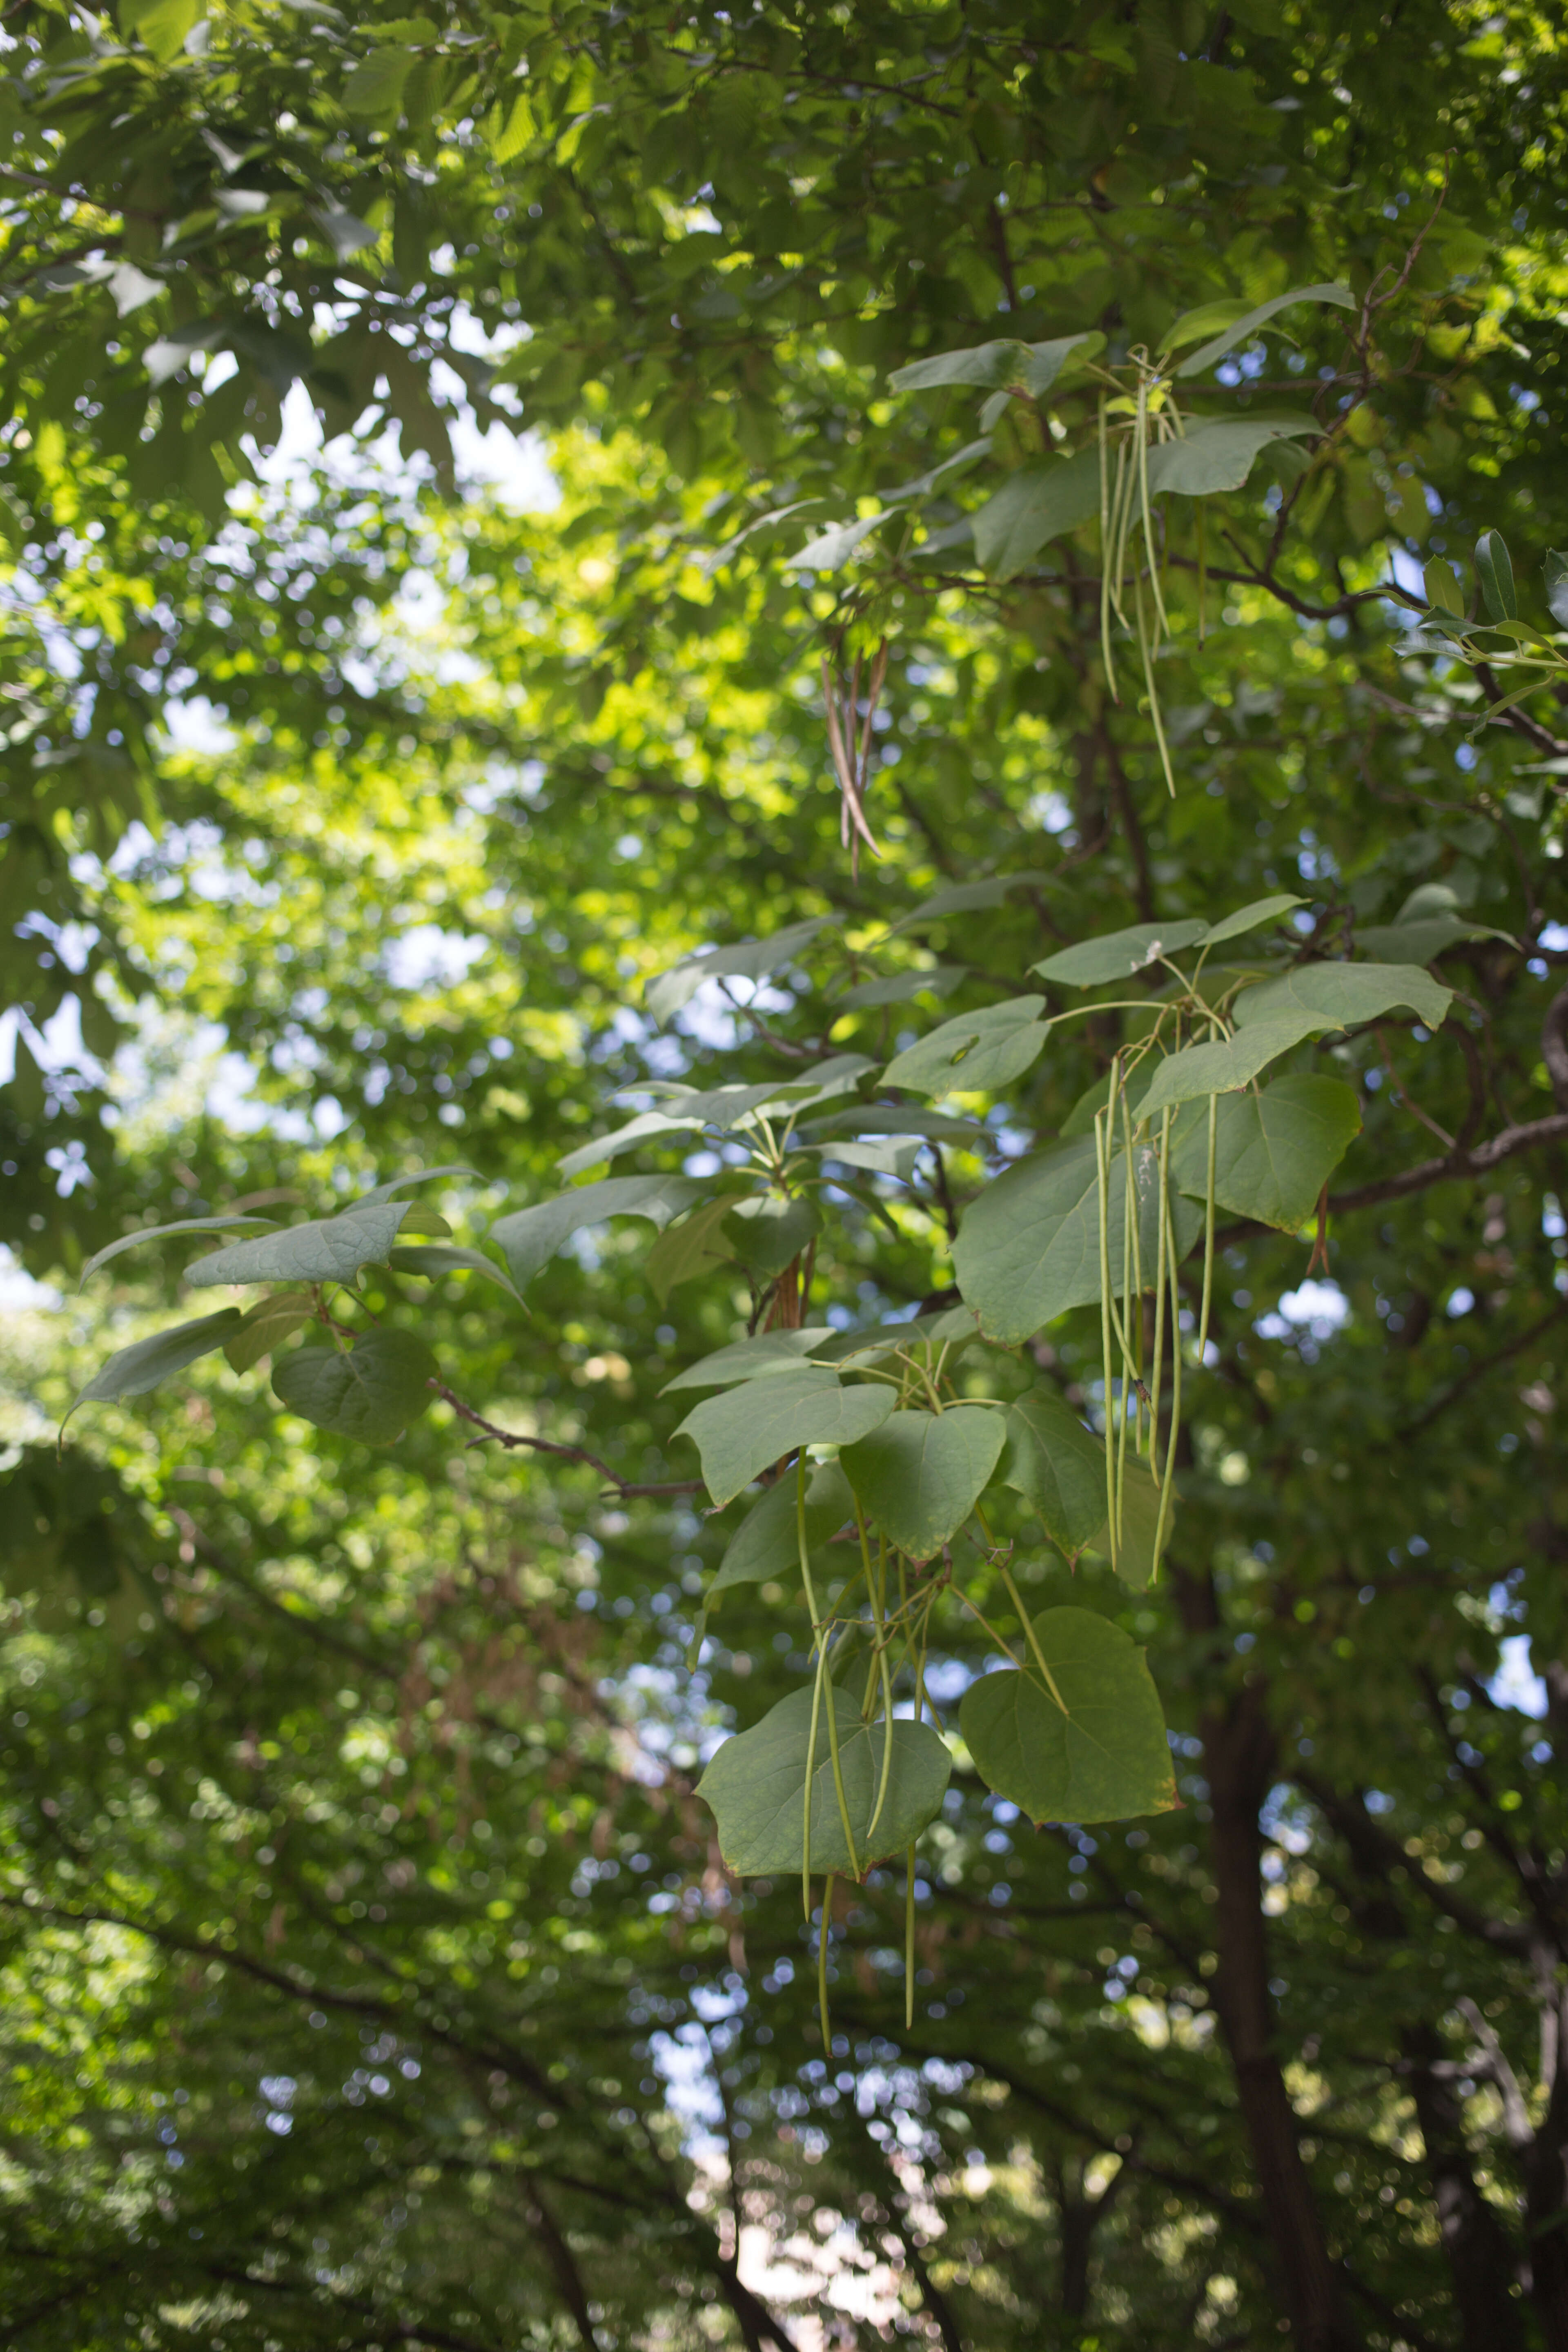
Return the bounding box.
[840,1406,1005,1559]
[343,47,416,116]
[386,1245,524,1305]
[1171,282,1354,376]
[184,1206,412,1289]
[221,1292,314,1374]
[662,1329,835,1396]
[1000,1392,1108,1555]
[953,1138,1203,1346]
[488,1174,704,1290]
[272,1329,437,1445]
[1034,920,1207,988]
[959,1608,1176,1823]
[80,1213,278,1289]
[697,1684,951,1875]
[673,1371,896,1510]
[646,1197,739,1303]
[882,997,1047,1095]
[1232,961,1453,1035]
[1171,1075,1362,1232]
[1475,529,1517,622]
[1144,415,1321,498]
[710,1460,855,1595]
[971,449,1101,580]
[65,1310,244,1425]
[646,917,836,1025]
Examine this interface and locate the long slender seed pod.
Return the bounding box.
[1100,421,1125,699]
[803,1637,828,1918]
[1135,575,1177,796]
[1153,1163,1184,1575]
[1198,1089,1219,1362]
[820,1648,861,1882]
[1116,1086,1136,1538]
[1137,372,1171,644]
[1149,1103,1171,1474]
[905,1849,917,2030]
[1121,1085,1144,1456]
[1094,1104,1118,1573]
[1000,1564,1070,1712]
[818,1874,834,2050]
[856,1501,897,1844]
[798,1452,824,1918]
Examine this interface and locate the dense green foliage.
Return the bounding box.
[3,4,1568,2350]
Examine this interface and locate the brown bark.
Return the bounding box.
[1404,2025,1528,2351]
[1174,1564,1359,2350]
[1526,1979,1568,2352]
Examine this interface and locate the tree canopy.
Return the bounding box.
[2,5,1568,2351]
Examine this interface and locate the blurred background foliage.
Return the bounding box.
[1,2,1568,2348]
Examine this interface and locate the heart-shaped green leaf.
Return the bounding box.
[959,1608,1176,1824]
[697,1684,951,1875]
[840,1405,1005,1558]
[1000,1392,1108,1556]
[673,1371,895,1510]
[272,1329,437,1445]
[1171,1076,1361,1232]
[710,1461,855,1595]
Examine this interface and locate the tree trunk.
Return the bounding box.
[1198,1665,1361,2350]
[1405,2025,1527,2351]
[1527,1980,1568,2352]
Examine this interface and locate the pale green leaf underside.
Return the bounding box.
[1233,961,1452,1033]
[184,1206,412,1289]
[882,996,1047,1094]
[490,1174,704,1289]
[673,1371,896,1510]
[697,1685,952,1875]
[1145,415,1320,498]
[79,1214,277,1289]
[646,916,836,1025]
[66,1309,245,1423]
[959,1608,1176,1824]
[662,1329,834,1397]
[387,1245,524,1305]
